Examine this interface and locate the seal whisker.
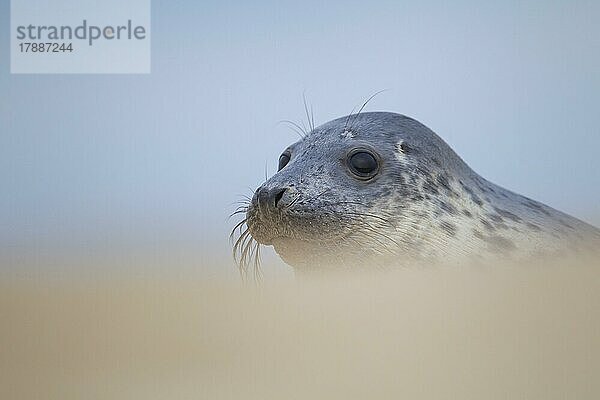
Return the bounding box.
[302,92,316,133]
[340,210,396,227]
[232,228,250,257]
[302,189,331,205]
[229,219,248,242]
[324,201,397,223]
[235,194,252,203]
[246,239,262,282]
[238,230,256,277]
[354,230,396,256]
[343,105,358,132]
[232,199,251,206]
[348,90,387,130]
[286,195,300,209]
[278,120,307,138]
[228,200,251,216]
[343,235,392,270]
[359,223,401,248]
[228,208,248,220]
[301,120,310,136]
[264,161,269,183]
[355,223,400,254]
[231,216,263,281]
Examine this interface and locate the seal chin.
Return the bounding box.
[248,211,342,258]
[272,238,337,269]
[246,201,366,269]
[245,199,325,247]
[247,225,274,246]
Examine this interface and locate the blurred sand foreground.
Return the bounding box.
[1,262,599,400]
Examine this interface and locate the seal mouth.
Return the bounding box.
[231,200,327,278]
[246,208,306,246]
[246,195,352,246]
[245,204,279,245]
[245,203,381,270]
[269,236,355,269]
[232,175,402,273]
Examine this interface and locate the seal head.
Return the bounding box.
[241,112,599,272]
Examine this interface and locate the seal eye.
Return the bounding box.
[278,152,291,171]
[348,150,379,179]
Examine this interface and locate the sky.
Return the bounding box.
[1,0,599,277]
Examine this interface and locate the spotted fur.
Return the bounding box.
[241,112,600,271]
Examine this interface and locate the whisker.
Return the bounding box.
[301,120,309,136]
[278,119,307,138]
[344,104,359,132]
[331,209,395,227]
[303,92,315,133]
[264,161,269,183]
[229,219,248,242]
[230,226,247,249]
[235,194,252,202]
[360,223,400,248]
[354,212,394,226]
[287,196,300,209]
[235,231,252,269]
[227,208,248,220]
[231,186,265,281]
[313,188,331,200]
[230,216,263,282]
[249,241,263,283]
[239,234,256,277]
[349,90,387,130]
[231,200,251,207]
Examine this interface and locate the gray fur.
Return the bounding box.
[242,112,599,271]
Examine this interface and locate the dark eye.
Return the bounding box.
[348,150,379,179]
[278,152,291,171]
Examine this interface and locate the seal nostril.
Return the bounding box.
[274,188,286,208]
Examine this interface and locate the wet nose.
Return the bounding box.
[257,186,288,210]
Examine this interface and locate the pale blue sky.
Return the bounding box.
[1,1,599,275]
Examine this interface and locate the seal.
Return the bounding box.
[232,112,599,274]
